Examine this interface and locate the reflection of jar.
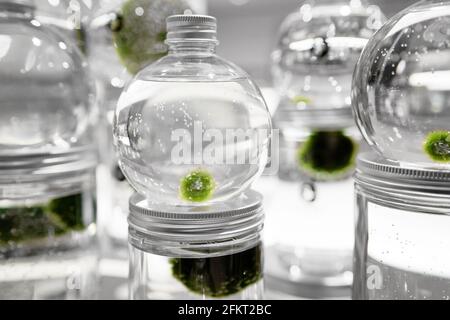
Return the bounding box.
[128,191,264,300]
[0,167,98,300]
[354,152,450,300]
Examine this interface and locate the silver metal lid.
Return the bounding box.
[166,14,218,42]
[357,152,450,184]
[355,152,450,214]
[128,190,264,243]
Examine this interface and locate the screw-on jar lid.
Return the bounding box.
[166,14,218,42]
[355,152,450,214]
[128,190,264,243]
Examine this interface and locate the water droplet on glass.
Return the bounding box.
[300,181,317,202]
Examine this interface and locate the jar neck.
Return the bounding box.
[167,40,218,55]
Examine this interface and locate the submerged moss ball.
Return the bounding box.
[424,131,450,163]
[0,193,90,246]
[111,0,189,75]
[170,245,263,298]
[291,95,312,105]
[298,131,357,179]
[180,170,215,203]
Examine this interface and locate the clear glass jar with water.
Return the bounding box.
[114,14,272,206]
[353,0,450,170]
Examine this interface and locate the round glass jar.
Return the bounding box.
[272,0,385,107]
[0,163,98,300]
[0,0,97,162]
[354,152,450,300]
[0,0,98,299]
[353,0,450,169]
[114,15,272,206]
[128,191,264,300]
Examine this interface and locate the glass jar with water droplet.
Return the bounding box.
[114,15,272,206]
[266,0,385,298]
[353,0,450,169]
[0,0,98,299]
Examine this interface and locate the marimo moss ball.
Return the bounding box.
[170,245,263,298]
[424,131,450,163]
[0,194,90,246]
[111,0,189,75]
[180,170,216,203]
[298,131,358,180]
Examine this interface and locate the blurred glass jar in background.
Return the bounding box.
[35,0,94,53]
[0,0,98,299]
[86,0,191,251]
[267,0,385,297]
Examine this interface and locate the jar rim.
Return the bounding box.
[128,191,265,244]
[357,152,450,184]
[355,152,450,213]
[0,147,97,182]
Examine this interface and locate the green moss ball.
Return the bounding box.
[424,131,450,163]
[180,170,216,203]
[170,245,263,298]
[298,131,358,179]
[111,0,189,75]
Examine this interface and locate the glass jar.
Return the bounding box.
[128,191,265,300]
[266,0,383,298]
[353,0,450,170]
[0,0,98,300]
[272,0,385,104]
[354,152,450,300]
[271,106,359,296]
[0,0,96,160]
[0,166,98,300]
[114,15,272,206]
